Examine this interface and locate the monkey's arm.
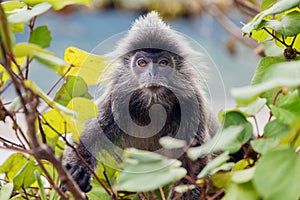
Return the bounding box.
[62,118,102,192]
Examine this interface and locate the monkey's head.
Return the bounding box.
[104,11,206,105]
[96,11,208,147]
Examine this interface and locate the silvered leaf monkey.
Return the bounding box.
[63,11,218,199]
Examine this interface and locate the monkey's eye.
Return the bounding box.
[136,58,147,67]
[158,58,169,67]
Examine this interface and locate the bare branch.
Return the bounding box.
[202,1,259,49]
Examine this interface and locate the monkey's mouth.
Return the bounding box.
[144,83,161,88]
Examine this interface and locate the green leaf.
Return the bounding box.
[24,80,80,141]
[243,98,267,116]
[34,170,46,200]
[22,0,91,10]
[0,183,13,200]
[187,126,243,160]
[0,153,28,181]
[34,51,69,70]
[211,172,232,188]
[54,76,92,106]
[12,43,68,71]
[29,25,52,48]
[86,186,111,200]
[253,146,300,200]
[8,2,52,24]
[118,148,187,192]
[251,56,292,104]
[13,159,40,190]
[264,119,290,138]
[260,0,278,11]
[222,111,253,147]
[251,138,279,154]
[197,152,231,179]
[1,1,27,14]
[223,181,260,200]
[232,59,300,104]
[231,168,255,184]
[233,159,254,171]
[159,136,187,149]
[262,11,300,36]
[270,105,300,124]
[242,0,300,34]
[13,42,53,57]
[270,89,300,125]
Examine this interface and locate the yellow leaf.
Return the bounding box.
[63,46,109,85]
[13,43,53,58]
[0,56,25,85]
[24,80,80,141]
[67,97,98,136]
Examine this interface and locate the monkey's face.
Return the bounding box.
[128,49,179,92]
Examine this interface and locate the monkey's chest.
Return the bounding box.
[116,105,181,151]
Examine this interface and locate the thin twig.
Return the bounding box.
[47,65,72,95]
[268,89,283,121]
[137,192,147,200]
[263,27,287,47]
[203,1,258,49]
[159,187,166,200]
[207,188,225,200]
[42,116,113,197]
[34,156,70,200]
[290,35,298,47]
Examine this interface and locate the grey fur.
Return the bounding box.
[63,11,219,199]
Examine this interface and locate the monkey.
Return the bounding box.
[62,11,219,199]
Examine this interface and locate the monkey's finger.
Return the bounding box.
[68,165,79,176]
[61,184,67,192]
[71,166,85,181]
[79,173,92,192]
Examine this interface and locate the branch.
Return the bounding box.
[0,6,87,199]
[41,116,114,197]
[202,1,259,49]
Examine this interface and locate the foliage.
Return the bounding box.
[0,0,299,200]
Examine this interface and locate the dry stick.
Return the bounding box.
[27,94,86,200]
[37,115,47,144]
[8,51,25,80]
[207,188,225,200]
[268,89,283,121]
[137,192,147,200]
[25,16,37,79]
[234,0,260,16]
[159,187,166,200]
[203,1,258,49]
[34,156,70,200]
[5,108,30,147]
[0,144,31,154]
[42,117,113,197]
[102,164,118,199]
[0,136,24,148]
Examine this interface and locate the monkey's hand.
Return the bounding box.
[61,162,93,193]
[61,143,97,193]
